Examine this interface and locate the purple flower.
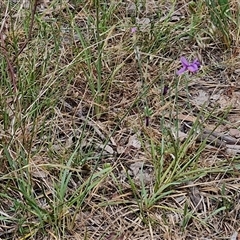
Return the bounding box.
[131,27,137,33]
[177,56,200,75]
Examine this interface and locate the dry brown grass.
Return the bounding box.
[1,0,240,239]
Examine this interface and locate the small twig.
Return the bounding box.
[206,130,240,145]
[196,132,226,148]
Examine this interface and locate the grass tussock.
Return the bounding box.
[0,0,240,239]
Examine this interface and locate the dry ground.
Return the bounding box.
[1,0,240,239]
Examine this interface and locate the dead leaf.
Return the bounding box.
[129,162,143,176]
[192,90,209,106]
[127,134,141,149]
[117,145,126,154]
[230,231,240,240]
[218,92,240,109]
[176,130,188,142]
[31,166,48,179]
[218,95,231,108]
[128,162,153,185]
[99,144,114,154]
[229,128,240,138]
[136,17,151,32]
[126,1,137,17]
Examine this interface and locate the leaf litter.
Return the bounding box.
[1,0,240,239]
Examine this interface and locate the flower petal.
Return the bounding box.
[180,56,189,67]
[193,59,200,67]
[188,64,199,72]
[177,67,187,75]
[131,27,137,33]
